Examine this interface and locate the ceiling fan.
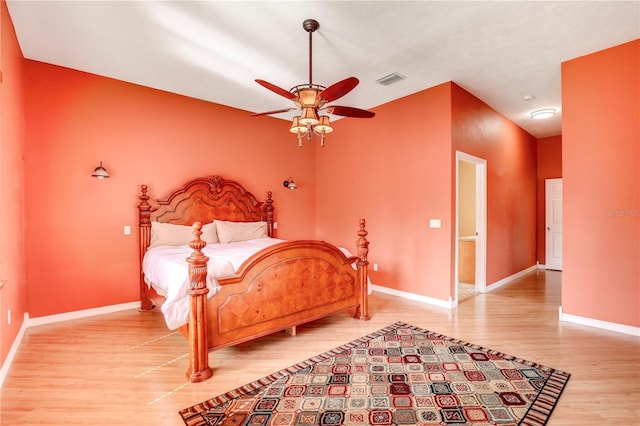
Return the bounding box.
[251,18,375,147]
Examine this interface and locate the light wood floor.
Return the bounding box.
[1,270,639,425]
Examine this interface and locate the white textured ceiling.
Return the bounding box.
[6,1,640,138]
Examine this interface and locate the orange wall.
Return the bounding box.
[316,82,538,301]
[536,135,562,265]
[0,0,27,368]
[561,40,639,327]
[451,84,538,286]
[316,83,453,300]
[23,61,317,318]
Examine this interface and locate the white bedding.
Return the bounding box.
[142,237,284,329]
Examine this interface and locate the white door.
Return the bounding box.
[545,178,563,270]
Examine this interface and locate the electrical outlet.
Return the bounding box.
[124,225,131,235]
[273,222,278,229]
[373,263,379,272]
[7,309,11,325]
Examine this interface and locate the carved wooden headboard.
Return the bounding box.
[138,175,274,254]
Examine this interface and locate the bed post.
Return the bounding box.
[264,191,275,237]
[354,218,371,320]
[185,222,213,382]
[138,185,154,311]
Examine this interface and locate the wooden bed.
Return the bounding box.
[137,175,370,382]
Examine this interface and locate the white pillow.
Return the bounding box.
[149,221,219,247]
[201,222,219,244]
[215,220,268,243]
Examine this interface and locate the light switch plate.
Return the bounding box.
[429,219,441,228]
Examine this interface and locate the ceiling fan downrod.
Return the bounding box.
[303,19,319,86]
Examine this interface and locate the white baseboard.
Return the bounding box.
[0,301,139,388]
[372,264,539,309]
[485,264,538,292]
[0,313,28,388]
[25,301,139,327]
[559,306,640,337]
[371,284,453,309]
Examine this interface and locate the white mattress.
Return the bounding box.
[142,237,283,329]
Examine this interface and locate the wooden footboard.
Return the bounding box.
[184,220,370,382]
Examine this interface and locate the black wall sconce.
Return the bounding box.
[283,177,297,190]
[92,161,110,179]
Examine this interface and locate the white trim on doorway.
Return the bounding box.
[455,151,487,301]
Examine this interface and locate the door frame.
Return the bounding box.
[455,151,487,300]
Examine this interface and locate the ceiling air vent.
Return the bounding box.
[376,72,406,86]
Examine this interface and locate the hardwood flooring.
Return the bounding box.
[457,282,478,302]
[1,270,639,425]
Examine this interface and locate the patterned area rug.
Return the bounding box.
[179,322,570,425]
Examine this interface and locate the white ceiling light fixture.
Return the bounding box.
[530,108,556,120]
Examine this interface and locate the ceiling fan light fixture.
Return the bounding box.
[314,116,333,134]
[253,18,375,147]
[314,116,333,147]
[290,116,308,147]
[299,106,319,126]
[296,87,321,107]
[289,116,308,134]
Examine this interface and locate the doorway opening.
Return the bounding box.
[455,152,487,303]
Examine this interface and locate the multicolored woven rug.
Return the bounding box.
[179,322,570,425]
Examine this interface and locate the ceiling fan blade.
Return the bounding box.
[255,79,297,100]
[320,77,359,102]
[325,105,375,118]
[251,108,296,117]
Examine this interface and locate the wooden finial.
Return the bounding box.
[356,218,369,266]
[138,185,151,226]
